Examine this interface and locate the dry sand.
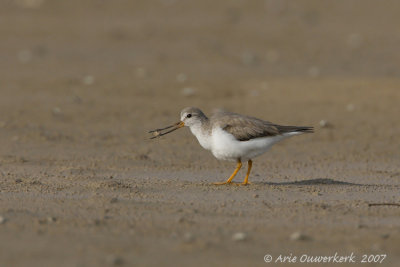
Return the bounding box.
[0,1,399,266]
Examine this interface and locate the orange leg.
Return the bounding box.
[214,160,242,185]
[241,160,252,185]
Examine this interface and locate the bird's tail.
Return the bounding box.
[277,125,314,134]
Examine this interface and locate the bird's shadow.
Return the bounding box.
[256,178,365,186]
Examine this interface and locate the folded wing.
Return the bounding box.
[213,110,313,141]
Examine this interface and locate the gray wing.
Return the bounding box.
[212,110,313,141]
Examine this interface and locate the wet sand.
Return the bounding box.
[1,1,400,266]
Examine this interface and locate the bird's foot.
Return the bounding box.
[240,181,251,186]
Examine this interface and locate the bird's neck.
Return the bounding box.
[189,119,211,150]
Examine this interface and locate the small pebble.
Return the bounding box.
[319,120,333,128]
[52,107,62,116]
[135,67,147,78]
[176,73,187,83]
[346,103,355,111]
[83,75,94,85]
[110,197,118,203]
[357,224,367,229]
[381,233,390,239]
[136,154,149,160]
[319,119,328,127]
[253,194,259,198]
[308,66,320,78]
[47,216,57,223]
[290,231,311,241]
[181,87,196,97]
[183,232,195,243]
[17,49,32,63]
[107,255,124,266]
[232,232,247,241]
[0,216,6,224]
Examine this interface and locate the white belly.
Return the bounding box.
[210,127,288,161]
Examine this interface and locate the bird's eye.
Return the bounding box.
[186,114,192,118]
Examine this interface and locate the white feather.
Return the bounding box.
[210,127,290,161]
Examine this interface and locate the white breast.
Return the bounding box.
[189,124,212,150]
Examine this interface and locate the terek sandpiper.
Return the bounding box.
[149,107,313,185]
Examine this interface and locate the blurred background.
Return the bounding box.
[1,0,399,158]
[1,0,399,170]
[1,1,399,266]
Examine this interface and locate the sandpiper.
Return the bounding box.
[149,107,313,185]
